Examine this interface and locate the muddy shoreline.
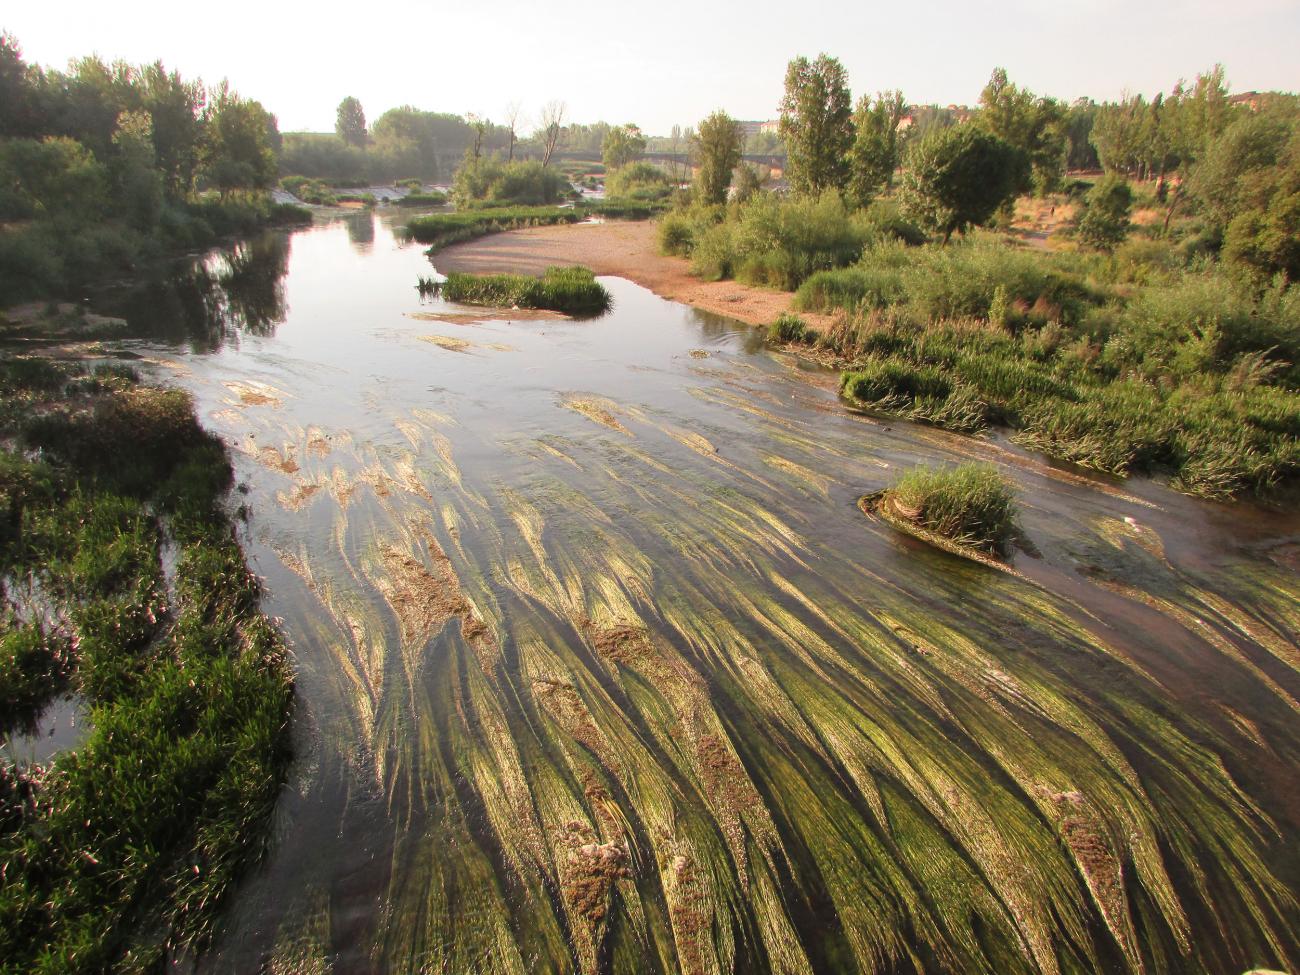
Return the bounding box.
[432,219,837,332]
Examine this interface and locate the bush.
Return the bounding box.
[885,463,1019,553]
[605,162,673,201]
[767,313,815,344]
[453,158,565,206]
[1075,174,1134,251]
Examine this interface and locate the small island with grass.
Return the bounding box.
[420,266,612,316]
[862,462,1021,564]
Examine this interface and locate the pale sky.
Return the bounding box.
[5,0,1299,135]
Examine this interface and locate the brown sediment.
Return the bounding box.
[278,482,322,511]
[557,819,631,926]
[257,445,300,475]
[532,675,619,777]
[418,335,473,353]
[663,852,710,975]
[563,396,633,436]
[224,380,284,408]
[406,308,568,324]
[375,526,496,669]
[435,220,835,332]
[689,349,710,359]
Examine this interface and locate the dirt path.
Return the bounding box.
[432,220,834,331]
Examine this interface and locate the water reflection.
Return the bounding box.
[96,231,291,352]
[344,211,376,252]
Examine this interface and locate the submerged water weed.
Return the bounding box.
[0,360,292,970]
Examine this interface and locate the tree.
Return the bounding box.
[848,90,905,206]
[1075,174,1133,250]
[692,111,743,205]
[778,54,853,195]
[1065,99,1100,171]
[335,96,367,148]
[112,109,163,229]
[902,126,1022,242]
[978,68,1065,194]
[0,136,108,220]
[601,123,646,170]
[504,101,522,162]
[139,62,205,198]
[202,82,278,196]
[538,100,566,167]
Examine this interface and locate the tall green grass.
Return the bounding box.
[0,360,293,969]
[884,463,1019,553]
[431,266,611,316]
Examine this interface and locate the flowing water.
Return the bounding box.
[99,212,1299,974]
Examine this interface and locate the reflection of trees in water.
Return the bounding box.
[103,232,291,352]
[344,212,375,251]
[216,234,291,337]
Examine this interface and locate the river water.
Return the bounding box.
[100,212,1298,974]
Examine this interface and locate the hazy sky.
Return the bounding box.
[5,0,1299,134]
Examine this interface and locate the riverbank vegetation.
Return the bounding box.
[662,54,1300,500]
[423,266,611,316]
[0,35,307,307]
[0,358,293,970]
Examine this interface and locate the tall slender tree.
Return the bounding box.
[848,90,906,207]
[778,54,853,195]
[693,110,744,205]
[335,96,367,148]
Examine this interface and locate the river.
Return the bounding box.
[95,211,1299,974]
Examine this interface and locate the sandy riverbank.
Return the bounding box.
[431,219,836,331]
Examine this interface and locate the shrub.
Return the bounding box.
[886,463,1019,553]
[453,158,565,206]
[1075,174,1134,251]
[767,314,812,344]
[605,162,673,201]
[393,191,448,207]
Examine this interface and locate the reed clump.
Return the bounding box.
[430,266,612,317]
[879,462,1019,554]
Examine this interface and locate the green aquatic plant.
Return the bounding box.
[875,462,1019,554]
[0,362,293,970]
[430,266,612,316]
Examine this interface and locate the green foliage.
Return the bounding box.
[848,90,905,206]
[432,266,611,316]
[605,162,672,201]
[1075,173,1134,251]
[600,123,646,171]
[0,364,292,969]
[405,205,584,251]
[201,82,278,196]
[693,110,744,206]
[280,174,338,205]
[0,136,108,220]
[779,54,853,195]
[797,236,1098,325]
[335,95,367,148]
[885,463,1019,553]
[279,132,369,182]
[453,157,565,207]
[675,191,872,289]
[977,68,1066,194]
[902,126,1023,241]
[829,244,1300,498]
[766,313,817,344]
